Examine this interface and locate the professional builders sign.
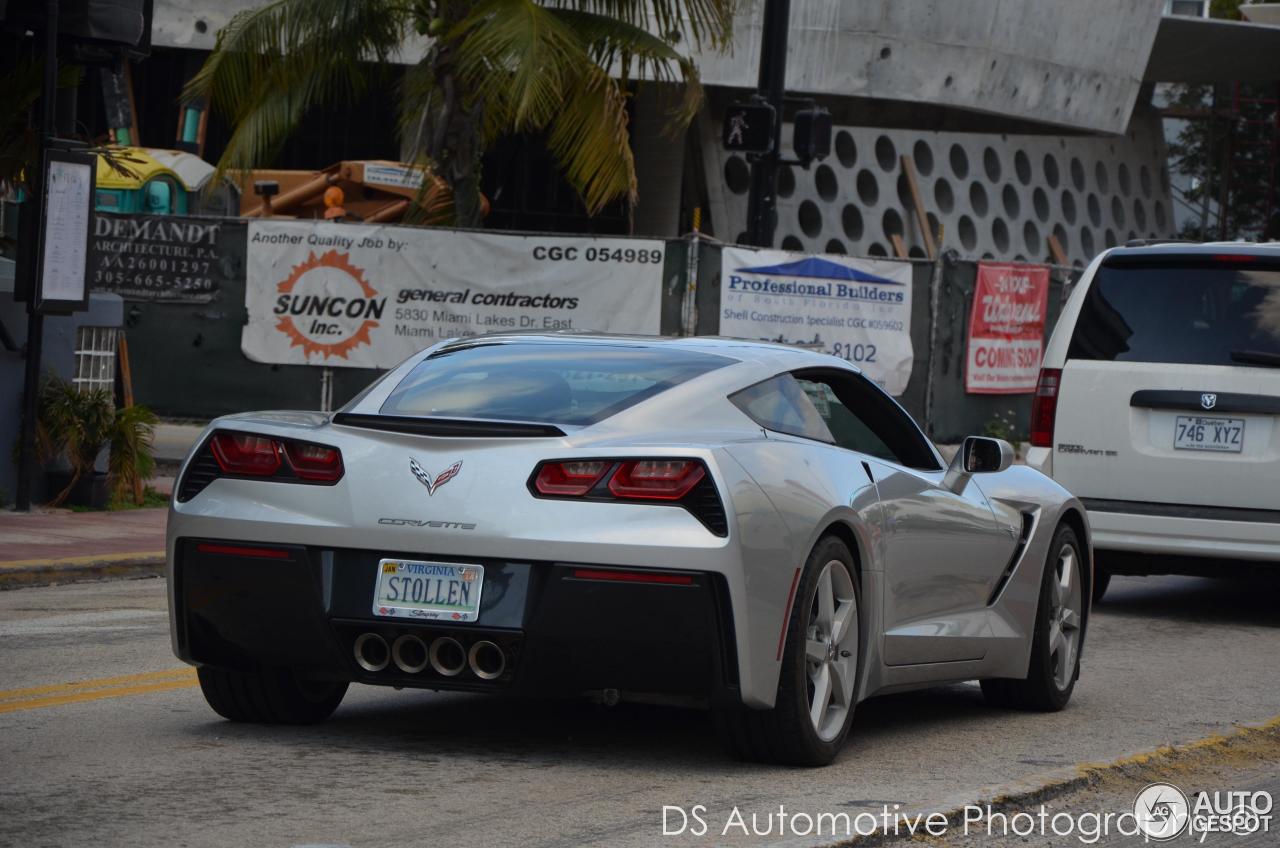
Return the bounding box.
[964,261,1050,394]
[242,221,664,368]
[719,247,914,395]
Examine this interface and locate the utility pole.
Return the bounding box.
[15,0,60,511]
[743,0,790,248]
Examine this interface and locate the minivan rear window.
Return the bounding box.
[1067,261,1280,366]
[380,342,733,426]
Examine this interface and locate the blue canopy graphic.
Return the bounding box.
[734,257,903,285]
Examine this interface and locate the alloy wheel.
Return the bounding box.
[1049,545,1083,691]
[804,559,858,742]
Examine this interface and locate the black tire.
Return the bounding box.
[981,524,1084,712]
[1091,564,1111,605]
[714,536,860,766]
[197,666,347,724]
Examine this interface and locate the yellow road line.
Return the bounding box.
[0,668,197,714]
[0,550,166,570]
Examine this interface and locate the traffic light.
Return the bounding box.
[723,102,776,155]
[793,107,833,164]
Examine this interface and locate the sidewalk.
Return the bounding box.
[0,508,167,589]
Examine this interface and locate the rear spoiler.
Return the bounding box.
[331,412,565,438]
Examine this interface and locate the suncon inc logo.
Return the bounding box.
[273,250,385,359]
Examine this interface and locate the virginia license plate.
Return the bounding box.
[372,559,484,622]
[1173,415,1244,453]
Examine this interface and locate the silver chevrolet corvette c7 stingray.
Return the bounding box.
[167,334,1091,766]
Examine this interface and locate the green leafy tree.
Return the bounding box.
[185,0,736,226]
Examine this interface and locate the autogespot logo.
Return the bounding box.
[1133,783,1190,841]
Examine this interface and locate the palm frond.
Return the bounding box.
[544,64,636,214]
[543,0,737,51]
[109,404,158,506]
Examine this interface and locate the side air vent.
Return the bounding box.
[177,445,222,502]
[986,511,1035,606]
[685,475,729,537]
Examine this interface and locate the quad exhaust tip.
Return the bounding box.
[429,636,467,677]
[468,640,506,681]
[392,634,430,674]
[353,632,390,672]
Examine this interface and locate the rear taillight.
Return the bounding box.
[1029,368,1061,448]
[284,442,344,482]
[608,460,705,500]
[533,460,610,496]
[210,433,281,476]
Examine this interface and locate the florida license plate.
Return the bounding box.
[372,559,484,622]
[1173,415,1244,453]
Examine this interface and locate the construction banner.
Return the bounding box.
[241,221,665,369]
[89,214,240,303]
[964,261,1050,394]
[718,247,914,395]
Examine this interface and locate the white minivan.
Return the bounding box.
[1027,243,1280,601]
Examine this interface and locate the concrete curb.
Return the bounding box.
[0,551,166,590]
[832,715,1280,846]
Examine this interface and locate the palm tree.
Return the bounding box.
[184,0,736,227]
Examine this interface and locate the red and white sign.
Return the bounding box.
[964,262,1050,394]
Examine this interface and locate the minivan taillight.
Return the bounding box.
[1029,368,1061,448]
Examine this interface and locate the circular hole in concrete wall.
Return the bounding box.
[927,212,940,239]
[781,235,804,251]
[880,45,892,59]
[799,200,823,238]
[1061,191,1077,224]
[909,245,927,259]
[1033,187,1050,222]
[867,242,888,257]
[1128,230,1138,242]
[950,144,970,179]
[195,19,208,34]
[1014,150,1032,185]
[1118,163,1132,196]
[826,239,847,255]
[992,218,1010,253]
[1154,200,1167,230]
[1139,165,1152,198]
[1080,228,1095,257]
[1087,193,1102,226]
[982,252,996,260]
[836,132,857,168]
[1043,155,1060,189]
[970,182,989,217]
[1070,158,1086,191]
[882,208,905,241]
[944,74,954,88]
[735,231,748,245]
[1052,223,1069,254]
[856,169,879,205]
[724,156,750,195]
[898,173,915,209]
[778,165,796,198]
[984,147,1002,182]
[815,164,839,201]
[934,177,955,214]
[913,140,935,176]
[1015,254,1028,262]
[842,204,864,240]
[1002,184,1020,218]
[876,136,897,171]
[1133,200,1147,231]
[1095,161,1110,193]
[1104,229,1117,248]
[959,215,977,252]
[1024,221,1041,256]
[1111,196,1126,227]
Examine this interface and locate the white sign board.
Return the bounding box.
[243,221,665,369]
[719,248,914,395]
[40,158,93,304]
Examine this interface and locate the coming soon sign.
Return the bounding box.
[964,262,1050,394]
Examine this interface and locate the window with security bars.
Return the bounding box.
[72,327,119,395]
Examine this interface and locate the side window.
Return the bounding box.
[794,370,941,470]
[794,377,898,462]
[729,374,834,443]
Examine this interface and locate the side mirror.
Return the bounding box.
[944,436,1014,492]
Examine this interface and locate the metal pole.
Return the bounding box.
[744,0,790,248]
[16,0,59,512]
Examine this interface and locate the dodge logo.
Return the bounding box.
[1200,393,1218,410]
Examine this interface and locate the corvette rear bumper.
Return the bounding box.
[172,538,740,703]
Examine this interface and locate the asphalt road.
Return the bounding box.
[1,573,1277,848]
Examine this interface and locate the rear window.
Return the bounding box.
[379,342,733,426]
[1068,261,1280,366]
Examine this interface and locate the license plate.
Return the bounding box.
[372,559,484,622]
[1173,415,1244,453]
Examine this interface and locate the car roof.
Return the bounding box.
[1102,241,1280,261]
[432,332,857,372]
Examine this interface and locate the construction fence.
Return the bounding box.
[92,213,1078,442]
